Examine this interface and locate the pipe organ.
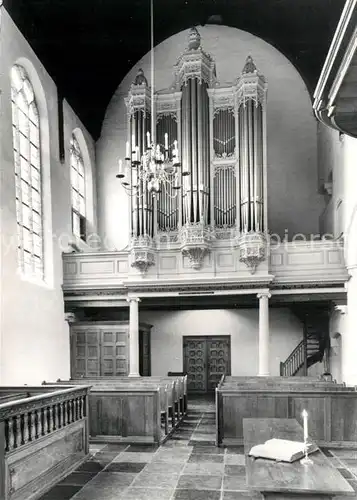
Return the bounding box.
[124,28,268,274]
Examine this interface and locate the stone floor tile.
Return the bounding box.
[225,454,246,465]
[143,461,185,474]
[161,440,192,448]
[126,444,160,452]
[225,446,245,455]
[192,445,225,454]
[222,492,263,500]
[225,465,246,476]
[103,461,146,473]
[76,460,105,473]
[183,462,225,475]
[132,472,180,488]
[177,474,222,490]
[71,472,135,500]
[173,489,221,500]
[59,471,97,486]
[88,451,121,466]
[114,452,155,463]
[123,487,174,499]
[223,474,249,491]
[189,453,224,463]
[39,485,82,500]
[188,440,216,446]
[102,443,130,452]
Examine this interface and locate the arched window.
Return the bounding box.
[11,65,44,279]
[70,135,86,240]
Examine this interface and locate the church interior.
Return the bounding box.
[1,0,357,498]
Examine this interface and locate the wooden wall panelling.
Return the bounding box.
[70,322,152,379]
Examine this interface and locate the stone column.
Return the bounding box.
[127,297,141,377]
[342,268,357,384]
[257,292,271,376]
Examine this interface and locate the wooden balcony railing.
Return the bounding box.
[0,385,90,500]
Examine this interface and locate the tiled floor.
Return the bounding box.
[39,396,357,500]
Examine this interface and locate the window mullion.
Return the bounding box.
[13,94,25,273]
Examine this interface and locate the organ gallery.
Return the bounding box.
[120,27,268,273]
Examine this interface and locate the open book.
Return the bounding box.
[249,438,318,463]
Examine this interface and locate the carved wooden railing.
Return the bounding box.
[0,386,89,454]
[280,329,322,377]
[280,340,305,377]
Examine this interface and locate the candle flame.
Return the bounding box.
[302,409,308,417]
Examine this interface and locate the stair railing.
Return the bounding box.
[280,340,304,376]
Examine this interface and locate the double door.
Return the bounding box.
[183,336,231,393]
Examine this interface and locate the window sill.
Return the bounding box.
[17,270,54,290]
[68,235,91,252]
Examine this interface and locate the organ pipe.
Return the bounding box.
[130,110,154,238]
[238,100,264,233]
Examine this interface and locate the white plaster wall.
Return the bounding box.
[0,10,95,384]
[97,25,323,250]
[140,308,302,377]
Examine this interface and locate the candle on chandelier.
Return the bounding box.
[118,159,123,175]
[125,141,130,158]
[135,146,139,162]
[173,140,179,162]
[164,133,169,150]
[147,131,151,147]
[132,134,136,151]
[302,409,308,441]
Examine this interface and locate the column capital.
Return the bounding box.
[126,296,141,303]
[335,305,348,315]
[257,291,271,300]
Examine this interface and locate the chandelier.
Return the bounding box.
[116,0,189,197]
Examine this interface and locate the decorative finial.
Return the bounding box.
[188,27,201,50]
[134,68,148,86]
[242,55,257,75]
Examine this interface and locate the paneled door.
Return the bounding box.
[183,336,231,393]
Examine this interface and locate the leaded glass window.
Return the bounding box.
[11,65,44,279]
[70,135,86,240]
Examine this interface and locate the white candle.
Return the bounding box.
[164,133,169,150]
[135,146,139,162]
[125,141,130,158]
[147,131,151,147]
[118,159,123,175]
[302,409,308,441]
[132,134,135,150]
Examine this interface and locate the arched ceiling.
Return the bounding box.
[4,0,346,139]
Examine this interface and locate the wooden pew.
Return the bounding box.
[43,378,183,442]
[216,376,357,447]
[47,375,187,422]
[244,418,355,500]
[44,378,177,428]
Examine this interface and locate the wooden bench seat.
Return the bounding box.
[216,377,357,446]
[42,376,188,443]
[244,418,355,500]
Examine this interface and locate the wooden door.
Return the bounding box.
[183,336,231,393]
[207,337,231,391]
[71,328,101,377]
[101,327,128,376]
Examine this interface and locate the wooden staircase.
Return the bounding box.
[280,305,330,377]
